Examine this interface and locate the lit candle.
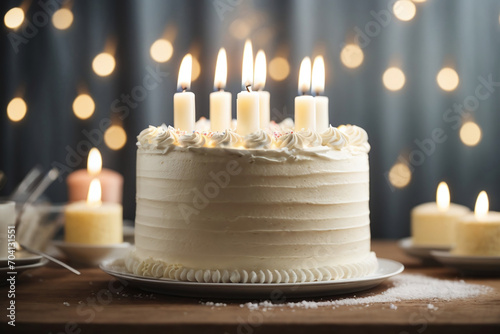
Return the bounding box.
[312,56,328,132]
[454,191,500,256]
[236,40,259,136]
[294,57,315,131]
[210,48,232,132]
[66,148,123,203]
[65,178,123,245]
[411,182,470,247]
[174,54,195,132]
[254,50,270,129]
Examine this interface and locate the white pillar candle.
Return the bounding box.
[254,50,270,129]
[237,40,260,136]
[411,182,470,247]
[312,56,329,132]
[210,48,232,132]
[454,191,500,256]
[174,54,195,132]
[295,57,316,131]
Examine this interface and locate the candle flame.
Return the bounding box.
[177,54,193,91]
[312,56,325,95]
[474,191,489,219]
[214,48,227,90]
[298,57,312,95]
[436,182,450,212]
[242,40,254,88]
[87,178,102,205]
[254,50,266,91]
[87,148,102,176]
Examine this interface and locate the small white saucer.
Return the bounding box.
[398,237,450,264]
[100,258,404,299]
[431,251,500,275]
[53,241,131,266]
[0,249,43,267]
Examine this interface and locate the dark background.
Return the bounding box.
[1,0,499,239]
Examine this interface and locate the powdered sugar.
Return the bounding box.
[235,274,493,310]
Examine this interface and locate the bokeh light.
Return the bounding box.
[269,57,290,81]
[7,97,27,122]
[4,7,24,29]
[383,67,406,91]
[104,125,127,150]
[229,19,250,39]
[437,67,459,91]
[388,163,412,189]
[191,56,201,81]
[150,39,173,63]
[340,44,364,69]
[52,8,73,30]
[460,121,482,146]
[92,52,116,77]
[72,94,95,120]
[394,0,417,21]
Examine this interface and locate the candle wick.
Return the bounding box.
[182,86,187,92]
[246,85,252,93]
[217,87,223,92]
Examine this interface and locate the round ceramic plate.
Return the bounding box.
[0,249,43,267]
[100,258,404,299]
[398,237,450,264]
[431,250,500,275]
[0,258,48,284]
[53,241,131,266]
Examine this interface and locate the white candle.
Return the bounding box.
[254,50,270,129]
[295,57,315,131]
[210,48,232,132]
[237,40,259,136]
[312,56,329,132]
[174,54,195,132]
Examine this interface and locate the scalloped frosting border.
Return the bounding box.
[125,250,378,284]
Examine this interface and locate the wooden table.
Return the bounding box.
[1,241,499,334]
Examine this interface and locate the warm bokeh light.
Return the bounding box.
[191,56,201,82]
[104,125,127,150]
[230,19,250,39]
[87,178,102,205]
[436,182,450,212]
[150,39,173,63]
[437,67,459,91]
[298,57,312,95]
[242,40,254,88]
[92,52,116,77]
[340,44,364,69]
[4,7,24,29]
[177,54,193,90]
[269,57,290,81]
[254,50,267,90]
[388,163,412,188]
[214,48,228,90]
[474,191,489,219]
[87,148,102,176]
[383,67,406,91]
[7,97,27,122]
[312,56,325,95]
[72,94,95,120]
[52,8,74,30]
[393,0,417,21]
[460,121,482,146]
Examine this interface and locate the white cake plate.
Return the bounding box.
[53,241,131,266]
[398,237,450,264]
[0,249,43,267]
[431,251,500,275]
[100,258,404,299]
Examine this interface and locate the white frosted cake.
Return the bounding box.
[126,120,377,283]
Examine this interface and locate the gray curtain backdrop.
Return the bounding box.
[1,0,499,238]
